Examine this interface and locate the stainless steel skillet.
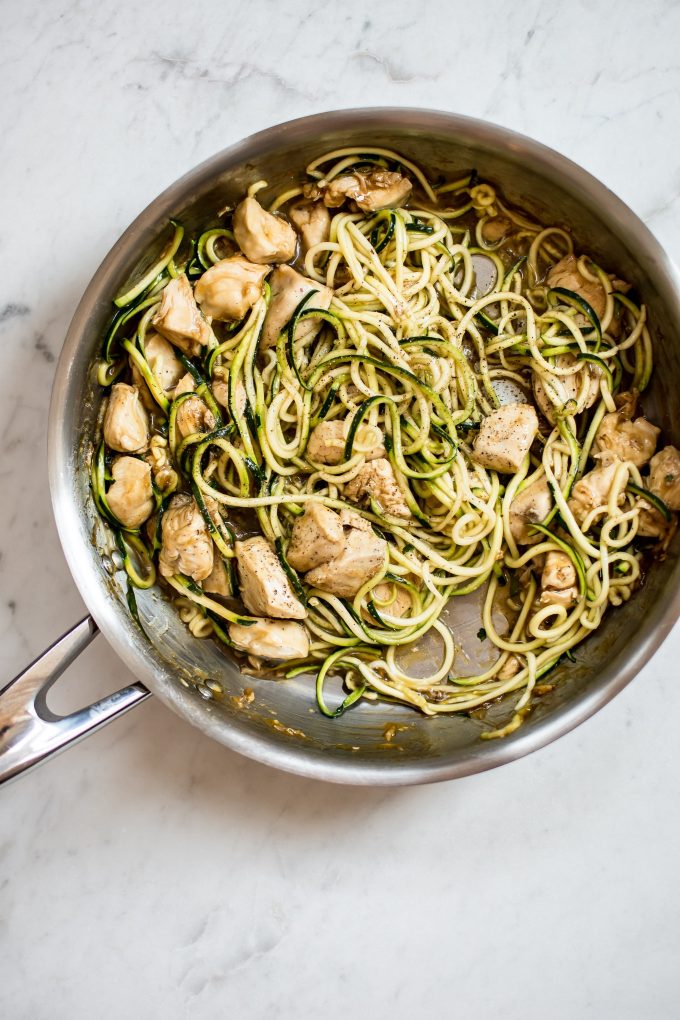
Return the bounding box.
[2,108,679,787]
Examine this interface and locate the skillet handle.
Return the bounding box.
[0,616,150,787]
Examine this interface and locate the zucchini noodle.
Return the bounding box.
[92,147,677,739]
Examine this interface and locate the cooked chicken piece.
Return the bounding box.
[129,360,155,411]
[306,420,346,465]
[568,462,622,525]
[260,265,333,350]
[481,215,512,244]
[308,170,412,213]
[636,505,668,539]
[173,373,196,398]
[540,585,579,608]
[546,254,607,319]
[508,477,553,545]
[339,508,371,531]
[235,537,306,619]
[194,255,270,321]
[103,383,150,454]
[305,516,387,598]
[158,493,214,581]
[232,196,297,264]
[540,551,578,607]
[473,403,539,474]
[144,331,185,392]
[229,619,309,661]
[541,550,576,590]
[106,456,154,529]
[152,274,212,357]
[130,331,185,408]
[286,501,345,572]
[646,445,680,510]
[344,458,411,518]
[615,390,638,418]
[533,354,600,425]
[497,654,522,681]
[594,409,659,468]
[211,373,229,409]
[370,582,411,618]
[202,555,231,597]
[306,418,385,465]
[210,368,246,417]
[175,395,216,440]
[146,435,178,494]
[288,200,331,252]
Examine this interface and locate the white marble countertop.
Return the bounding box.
[2,2,680,1017]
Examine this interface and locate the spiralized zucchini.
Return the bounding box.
[92,147,676,738]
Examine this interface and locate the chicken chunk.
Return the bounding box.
[568,462,622,526]
[305,418,385,466]
[540,551,578,608]
[305,516,387,598]
[473,403,539,474]
[129,360,155,411]
[144,332,184,391]
[594,408,659,467]
[640,501,676,542]
[615,390,638,419]
[175,395,216,440]
[131,332,185,408]
[202,555,231,597]
[508,477,553,545]
[211,373,229,410]
[343,459,411,518]
[152,274,213,357]
[228,619,309,661]
[308,170,412,213]
[547,255,607,319]
[541,550,576,591]
[286,501,345,573]
[647,445,680,510]
[370,582,411,618]
[210,369,246,417]
[145,435,177,493]
[158,493,214,581]
[306,420,346,464]
[194,256,270,321]
[260,265,333,350]
[539,586,579,609]
[235,537,306,619]
[106,456,154,529]
[339,507,371,531]
[288,200,331,252]
[232,196,297,264]
[497,654,522,681]
[173,373,196,398]
[481,215,512,244]
[306,420,344,465]
[532,354,600,425]
[103,383,150,454]
[636,505,672,540]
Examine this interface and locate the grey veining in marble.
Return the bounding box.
[1,1,680,1017]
